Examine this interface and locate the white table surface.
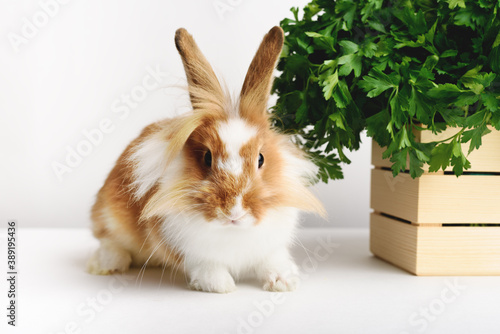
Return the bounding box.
[1,228,499,334]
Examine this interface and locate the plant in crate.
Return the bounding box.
[272,0,500,275]
[272,0,500,182]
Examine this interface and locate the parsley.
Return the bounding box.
[272,0,500,181]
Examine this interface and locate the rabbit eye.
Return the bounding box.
[258,153,264,168]
[204,150,212,167]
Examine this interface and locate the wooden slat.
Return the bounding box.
[371,142,392,169]
[370,213,500,276]
[371,126,500,172]
[417,225,500,275]
[371,169,500,225]
[418,174,500,224]
[370,169,419,223]
[370,213,418,274]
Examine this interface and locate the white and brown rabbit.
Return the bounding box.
[87,26,325,293]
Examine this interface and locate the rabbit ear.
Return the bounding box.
[175,28,225,110]
[239,26,284,124]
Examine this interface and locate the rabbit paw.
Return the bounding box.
[263,273,299,292]
[87,241,132,275]
[258,250,299,292]
[188,268,236,293]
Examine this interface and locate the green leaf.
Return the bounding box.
[290,7,299,21]
[319,69,339,100]
[428,143,454,172]
[295,96,308,123]
[455,92,480,106]
[446,0,466,9]
[335,0,357,30]
[409,150,425,178]
[366,110,391,146]
[493,31,500,49]
[297,37,314,54]
[338,40,359,54]
[283,54,309,74]
[464,125,491,154]
[422,55,439,72]
[394,35,426,48]
[451,154,469,176]
[361,42,378,58]
[305,32,324,38]
[450,139,470,176]
[390,87,410,129]
[329,113,346,130]
[428,84,466,104]
[482,92,500,112]
[461,71,496,95]
[465,111,485,128]
[454,13,471,28]
[409,87,432,122]
[306,31,336,51]
[332,80,352,108]
[475,73,496,88]
[462,65,483,78]
[438,108,465,127]
[311,151,344,182]
[359,68,399,97]
[398,127,411,149]
[425,20,437,45]
[368,20,386,33]
[393,7,427,36]
[441,50,458,58]
[452,140,462,157]
[390,148,409,175]
[338,54,362,77]
[490,46,500,72]
[492,113,500,130]
[383,139,399,160]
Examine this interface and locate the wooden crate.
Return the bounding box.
[370,127,500,275]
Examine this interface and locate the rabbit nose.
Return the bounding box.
[229,196,246,221]
[229,211,246,221]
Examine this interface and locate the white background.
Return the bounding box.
[0,0,371,229]
[4,228,497,334]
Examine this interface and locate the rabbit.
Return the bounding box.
[87,26,325,293]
